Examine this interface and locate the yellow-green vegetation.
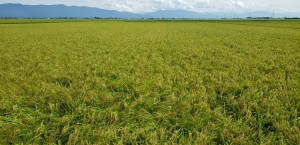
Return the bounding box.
[0,19,299,144]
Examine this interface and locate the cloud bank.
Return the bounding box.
[1,0,299,13]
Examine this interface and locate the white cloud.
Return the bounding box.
[0,0,299,13]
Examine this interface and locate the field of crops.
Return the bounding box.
[0,19,299,144]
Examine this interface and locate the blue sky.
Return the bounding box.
[1,0,299,13]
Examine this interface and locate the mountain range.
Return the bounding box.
[0,3,299,19]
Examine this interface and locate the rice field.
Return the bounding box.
[0,19,299,144]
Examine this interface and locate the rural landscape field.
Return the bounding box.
[0,19,299,144]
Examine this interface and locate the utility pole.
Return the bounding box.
[272,9,275,18]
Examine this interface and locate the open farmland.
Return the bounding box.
[0,19,299,144]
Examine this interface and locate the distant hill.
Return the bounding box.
[0,3,139,18]
[144,10,217,19]
[0,3,299,19]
